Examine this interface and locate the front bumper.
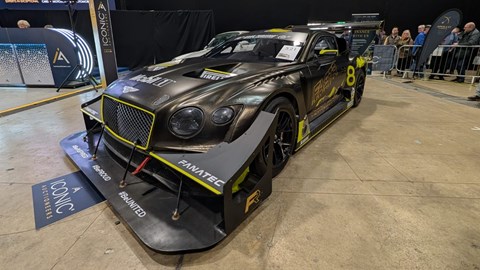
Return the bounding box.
[60,111,276,253]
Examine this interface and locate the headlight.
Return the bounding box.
[169,107,204,138]
[211,107,235,125]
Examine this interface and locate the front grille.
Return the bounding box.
[102,95,154,149]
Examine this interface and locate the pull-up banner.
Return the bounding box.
[89,0,118,89]
[417,9,462,68]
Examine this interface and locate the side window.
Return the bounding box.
[309,36,338,61]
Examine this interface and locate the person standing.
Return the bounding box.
[384,27,401,45]
[429,27,460,80]
[467,83,480,101]
[453,22,480,83]
[17,20,30,29]
[397,29,414,75]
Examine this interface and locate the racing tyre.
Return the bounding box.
[353,69,365,107]
[254,97,297,177]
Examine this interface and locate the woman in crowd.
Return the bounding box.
[396,29,414,76]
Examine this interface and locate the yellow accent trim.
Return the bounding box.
[297,120,305,143]
[356,56,366,68]
[203,68,234,76]
[346,66,356,87]
[0,87,95,116]
[319,49,338,56]
[266,28,290,32]
[294,107,349,152]
[328,87,337,98]
[101,95,155,151]
[80,108,102,123]
[232,167,249,193]
[149,152,222,195]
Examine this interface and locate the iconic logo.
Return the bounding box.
[53,48,70,64]
[441,16,451,24]
[245,190,261,213]
[122,86,140,94]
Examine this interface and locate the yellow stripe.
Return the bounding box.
[0,87,95,116]
[204,68,234,76]
[319,49,338,55]
[294,108,349,152]
[101,95,156,151]
[80,108,102,123]
[149,152,222,195]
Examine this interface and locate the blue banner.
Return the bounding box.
[32,171,105,229]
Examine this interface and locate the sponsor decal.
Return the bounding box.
[122,85,140,94]
[118,191,146,218]
[53,48,70,64]
[72,145,89,159]
[32,172,104,229]
[178,159,226,187]
[245,190,261,213]
[129,74,175,88]
[312,63,338,107]
[92,164,112,181]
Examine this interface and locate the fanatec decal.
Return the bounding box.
[118,191,146,217]
[178,159,226,187]
[122,85,140,93]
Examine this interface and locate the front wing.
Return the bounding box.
[60,111,276,253]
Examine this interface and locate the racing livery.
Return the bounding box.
[61,22,381,253]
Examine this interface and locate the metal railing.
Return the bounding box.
[395,44,480,83]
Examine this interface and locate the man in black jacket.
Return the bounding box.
[453,22,480,83]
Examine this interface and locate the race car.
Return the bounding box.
[61,22,381,253]
[172,30,249,60]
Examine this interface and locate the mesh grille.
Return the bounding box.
[102,96,154,149]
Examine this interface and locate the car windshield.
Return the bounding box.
[207,32,308,63]
[207,32,242,48]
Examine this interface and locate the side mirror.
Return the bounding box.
[319,49,338,56]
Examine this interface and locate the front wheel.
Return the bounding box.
[353,69,365,107]
[253,97,297,177]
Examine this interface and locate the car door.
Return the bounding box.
[301,35,345,120]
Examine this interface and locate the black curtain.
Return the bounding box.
[0,10,215,69]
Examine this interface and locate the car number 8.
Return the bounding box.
[346,66,355,87]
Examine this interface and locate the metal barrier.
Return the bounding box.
[372,45,398,72]
[395,44,480,83]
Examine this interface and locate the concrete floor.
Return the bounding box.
[1,77,480,269]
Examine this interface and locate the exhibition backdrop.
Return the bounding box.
[0,10,215,68]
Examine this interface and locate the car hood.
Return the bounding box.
[104,58,289,111]
[172,48,212,60]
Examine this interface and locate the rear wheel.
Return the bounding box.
[254,97,297,177]
[353,69,365,107]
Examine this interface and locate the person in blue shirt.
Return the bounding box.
[410,25,430,77]
[429,27,460,80]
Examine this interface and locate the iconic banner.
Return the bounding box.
[417,9,462,68]
[89,0,118,88]
[32,171,104,229]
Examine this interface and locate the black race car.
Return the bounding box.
[61,23,380,253]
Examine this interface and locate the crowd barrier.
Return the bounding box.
[371,44,480,83]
